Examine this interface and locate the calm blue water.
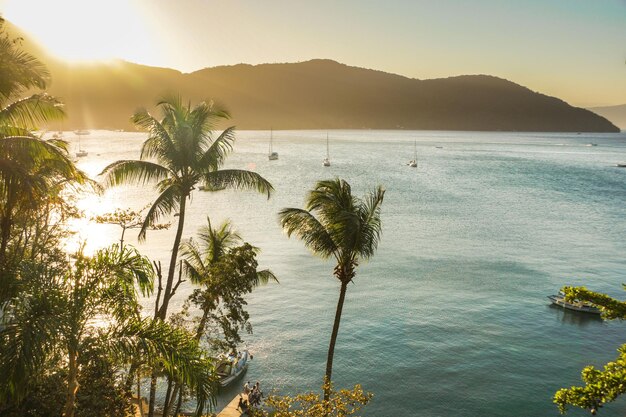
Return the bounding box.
[69,130,626,416]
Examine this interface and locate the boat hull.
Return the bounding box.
[547,295,601,315]
[217,350,250,388]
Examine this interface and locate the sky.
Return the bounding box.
[1,0,625,107]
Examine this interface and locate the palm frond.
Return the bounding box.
[133,110,177,166]
[99,160,172,188]
[0,94,65,129]
[256,269,279,285]
[354,185,385,259]
[196,126,236,171]
[0,37,50,99]
[278,207,337,258]
[203,169,273,199]
[138,184,180,241]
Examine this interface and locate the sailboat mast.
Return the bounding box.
[326,133,329,159]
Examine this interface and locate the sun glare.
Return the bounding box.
[3,0,158,64]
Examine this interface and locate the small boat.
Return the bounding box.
[323,133,331,167]
[74,129,90,135]
[616,163,626,168]
[215,350,251,387]
[268,128,278,161]
[586,143,598,147]
[75,131,88,157]
[408,140,417,168]
[547,292,601,315]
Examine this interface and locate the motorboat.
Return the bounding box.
[268,128,278,161]
[547,292,601,315]
[616,164,626,168]
[215,350,251,387]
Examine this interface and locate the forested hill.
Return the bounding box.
[10,23,619,133]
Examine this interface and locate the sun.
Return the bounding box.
[2,0,159,64]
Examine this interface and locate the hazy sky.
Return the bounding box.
[2,0,625,106]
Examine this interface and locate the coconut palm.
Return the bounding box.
[279,179,385,401]
[100,96,273,321]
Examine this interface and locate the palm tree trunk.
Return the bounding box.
[62,349,80,417]
[147,374,158,417]
[163,382,180,417]
[174,388,184,416]
[162,377,173,415]
[158,194,187,320]
[0,181,16,266]
[195,308,210,341]
[324,280,348,402]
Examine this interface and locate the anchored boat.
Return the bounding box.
[215,350,251,387]
[547,292,601,315]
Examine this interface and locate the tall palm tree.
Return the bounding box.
[279,179,385,401]
[100,96,273,321]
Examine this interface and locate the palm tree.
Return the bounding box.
[100,96,273,321]
[0,22,84,269]
[279,179,385,401]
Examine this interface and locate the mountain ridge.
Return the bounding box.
[5,22,619,133]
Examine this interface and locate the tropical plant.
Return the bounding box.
[0,244,217,417]
[554,285,626,415]
[100,96,273,322]
[158,218,277,417]
[181,217,278,343]
[279,179,384,401]
[0,20,86,270]
[256,382,372,417]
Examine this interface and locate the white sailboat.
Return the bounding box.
[268,129,278,160]
[75,132,88,157]
[323,133,331,167]
[408,140,417,168]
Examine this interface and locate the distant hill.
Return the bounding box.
[6,22,619,133]
[588,104,626,131]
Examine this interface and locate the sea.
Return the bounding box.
[64,129,626,417]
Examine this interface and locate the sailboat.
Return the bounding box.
[75,132,88,157]
[323,133,331,167]
[268,128,278,160]
[408,140,417,168]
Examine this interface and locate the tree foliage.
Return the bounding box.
[554,285,626,415]
[256,382,372,417]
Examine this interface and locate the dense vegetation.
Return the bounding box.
[0,19,277,417]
